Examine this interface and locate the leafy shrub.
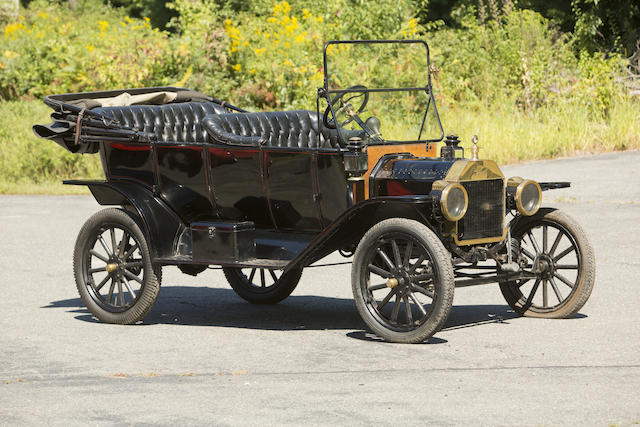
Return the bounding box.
[0,0,184,100]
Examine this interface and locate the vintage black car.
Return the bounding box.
[34,40,595,343]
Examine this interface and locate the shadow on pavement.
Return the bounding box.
[42,285,553,334]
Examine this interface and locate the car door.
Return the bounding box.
[263,147,323,231]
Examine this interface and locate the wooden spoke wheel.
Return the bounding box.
[223,267,302,304]
[352,218,454,343]
[73,208,161,324]
[500,209,595,318]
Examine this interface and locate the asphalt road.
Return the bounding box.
[1,151,639,426]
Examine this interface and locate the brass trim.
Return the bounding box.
[106,263,118,273]
[444,160,506,245]
[441,182,468,222]
[386,278,399,288]
[444,159,505,182]
[453,227,508,246]
[514,179,542,216]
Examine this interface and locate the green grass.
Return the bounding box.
[0,100,102,194]
[1,97,638,194]
[438,98,640,164]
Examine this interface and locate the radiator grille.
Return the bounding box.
[458,179,504,242]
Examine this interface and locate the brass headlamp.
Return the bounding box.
[507,177,542,216]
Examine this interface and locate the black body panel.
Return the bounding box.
[316,152,350,225]
[208,146,271,226]
[104,142,155,187]
[156,145,214,224]
[264,150,322,231]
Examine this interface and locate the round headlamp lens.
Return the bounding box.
[441,183,468,221]
[517,180,542,215]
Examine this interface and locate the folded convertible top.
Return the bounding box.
[33,86,245,154]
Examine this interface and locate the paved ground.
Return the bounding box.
[1,151,639,426]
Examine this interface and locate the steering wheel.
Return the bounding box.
[323,85,369,130]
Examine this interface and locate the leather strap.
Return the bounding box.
[74,108,86,146]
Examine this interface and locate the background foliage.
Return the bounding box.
[0,0,638,193]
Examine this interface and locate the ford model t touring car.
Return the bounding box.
[34,40,595,343]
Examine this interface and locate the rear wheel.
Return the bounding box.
[73,208,161,324]
[223,267,302,304]
[352,218,455,343]
[500,209,595,318]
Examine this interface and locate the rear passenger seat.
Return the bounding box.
[93,102,228,143]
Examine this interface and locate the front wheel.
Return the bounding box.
[223,267,302,304]
[73,208,161,324]
[499,208,595,318]
[352,218,455,343]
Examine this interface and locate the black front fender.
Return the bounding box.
[65,180,187,260]
[286,195,437,272]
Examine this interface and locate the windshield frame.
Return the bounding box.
[318,39,444,146]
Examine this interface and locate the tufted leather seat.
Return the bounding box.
[93,102,228,143]
[202,110,350,149]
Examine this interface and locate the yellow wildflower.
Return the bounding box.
[284,17,298,34]
[87,45,94,53]
[98,20,109,32]
[283,59,293,67]
[4,22,26,38]
[254,47,266,56]
[294,32,307,44]
[231,63,242,72]
[273,1,291,16]
[125,16,134,24]
[401,18,419,37]
[143,17,150,22]
[37,12,48,19]
[250,68,256,74]
[3,50,19,59]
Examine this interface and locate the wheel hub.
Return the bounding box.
[106,263,118,273]
[537,254,555,279]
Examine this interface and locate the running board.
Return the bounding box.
[155,256,289,270]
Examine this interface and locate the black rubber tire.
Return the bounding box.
[500,208,595,318]
[73,208,161,324]
[352,218,455,343]
[223,267,302,304]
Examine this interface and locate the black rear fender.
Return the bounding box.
[65,180,187,260]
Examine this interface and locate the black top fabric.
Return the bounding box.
[94,102,228,143]
[203,110,344,149]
